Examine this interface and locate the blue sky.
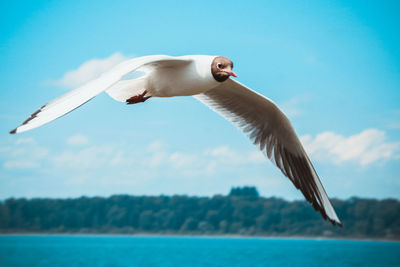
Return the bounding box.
[0,0,399,200]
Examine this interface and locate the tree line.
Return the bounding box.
[0,187,399,239]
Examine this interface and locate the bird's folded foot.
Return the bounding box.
[126,91,151,104]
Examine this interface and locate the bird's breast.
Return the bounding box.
[148,55,219,97]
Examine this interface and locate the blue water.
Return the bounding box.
[0,236,399,267]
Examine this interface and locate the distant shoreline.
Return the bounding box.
[0,233,398,242]
[2,194,399,241]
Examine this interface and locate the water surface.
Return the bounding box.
[0,235,399,266]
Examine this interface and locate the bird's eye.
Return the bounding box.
[217,63,223,69]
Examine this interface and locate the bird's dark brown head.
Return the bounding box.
[211,56,237,82]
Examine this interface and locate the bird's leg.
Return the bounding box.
[126,91,151,105]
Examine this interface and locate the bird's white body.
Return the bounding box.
[147,55,218,97]
[104,55,219,102]
[10,54,342,227]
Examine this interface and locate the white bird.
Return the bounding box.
[10,55,342,226]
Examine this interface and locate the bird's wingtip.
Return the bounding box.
[9,128,17,134]
[329,218,342,227]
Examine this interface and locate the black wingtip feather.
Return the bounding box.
[327,216,342,227]
[9,128,17,134]
[277,147,342,227]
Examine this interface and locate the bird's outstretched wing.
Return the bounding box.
[10,55,192,134]
[195,79,341,226]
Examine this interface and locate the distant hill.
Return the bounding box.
[1,187,399,240]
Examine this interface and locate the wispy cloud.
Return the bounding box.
[3,138,48,170]
[50,52,129,89]
[301,129,400,166]
[140,143,266,176]
[279,94,311,118]
[1,136,266,177]
[2,131,399,198]
[52,145,118,170]
[206,146,264,165]
[3,160,39,169]
[15,138,36,145]
[4,128,399,175]
[67,134,89,146]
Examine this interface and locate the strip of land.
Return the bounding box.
[1,187,399,240]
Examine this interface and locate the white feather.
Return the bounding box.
[106,77,148,102]
[11,55,187,133]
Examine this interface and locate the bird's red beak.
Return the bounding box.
[228,71,237,77]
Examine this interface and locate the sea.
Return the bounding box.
[0,235,399,266]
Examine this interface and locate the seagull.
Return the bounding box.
[10,55,342,226]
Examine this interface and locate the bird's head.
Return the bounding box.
[211,56,237,82]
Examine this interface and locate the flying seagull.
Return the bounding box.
[10,55,342,226]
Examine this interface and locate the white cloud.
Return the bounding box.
[142,142,265,175]
[2,131,399,199]
[67,134,89,146]
[148,151,166,168]
[207,146,241,163]
[169,152,198,169]
[146,140,166,153]
[301,129,400,166]
[52,146,120,170]
[2,137,48,169]
[206,146,266,165]
[279,94,311,118]
[15,138,36,145]
[247,151,265,163]
[145,140,167,167]
[51,52,129,89]
[200,146,267,174]
[4,160,39,169]
[4,128,398,180]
